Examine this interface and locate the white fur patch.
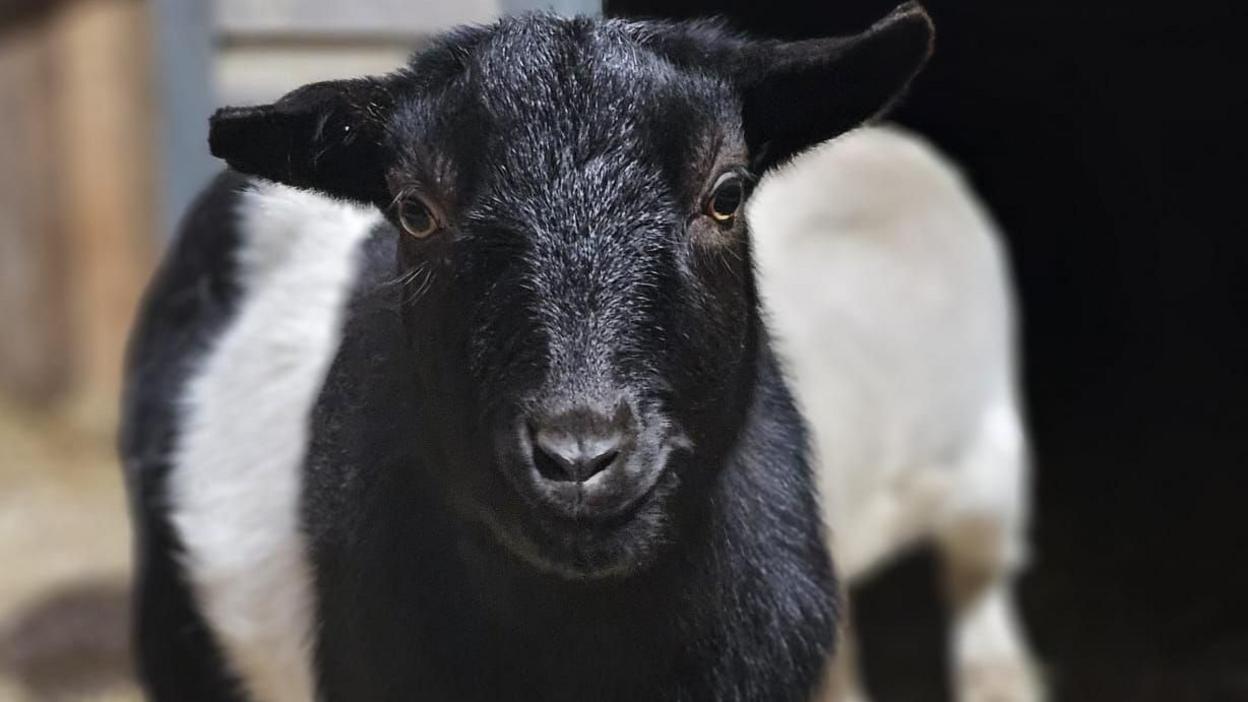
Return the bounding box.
[754,126,1040,701]
[169,183,379,702]
[750,126,1027,575]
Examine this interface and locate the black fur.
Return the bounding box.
[120,171,251,701]
[124,9,932,701]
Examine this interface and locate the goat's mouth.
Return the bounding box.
[489,463,679,580]
[524,443,669,523]
[483,413,687,579]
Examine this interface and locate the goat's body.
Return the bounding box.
[120,174,376,701]
[122,174,836,702]
[751,126,1038,701]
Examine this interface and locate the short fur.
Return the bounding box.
[168,184,379,702]
[122,8,933,701]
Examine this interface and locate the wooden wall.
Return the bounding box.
[0,0,154,417]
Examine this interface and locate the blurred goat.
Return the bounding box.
[753,125,1040,702]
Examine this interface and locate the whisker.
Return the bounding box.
[400,265,436,306]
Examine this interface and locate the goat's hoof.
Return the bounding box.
[958,657,1042,702]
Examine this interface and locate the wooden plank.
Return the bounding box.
[49,0,155,417]
[216,0,500,38]
[217,42,414,104]
[0,19,72,404]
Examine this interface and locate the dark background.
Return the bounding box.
[604,1,1248,699]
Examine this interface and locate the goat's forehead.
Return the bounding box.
[465,23,711,131]
[393,17,736,210]
[476,20,654,89]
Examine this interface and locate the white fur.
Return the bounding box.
[751,126,1040,701]
[170,183,379,702]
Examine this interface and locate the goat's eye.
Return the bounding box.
[706,173,745,224]
[397,197,440,239]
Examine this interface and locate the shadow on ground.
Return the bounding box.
[0,579,135,701]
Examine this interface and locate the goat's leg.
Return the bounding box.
[818,469,953,702]
[813,607,870,702]
[937,404,1042,702]
[938,517,1041,702]
[835,468,953,582]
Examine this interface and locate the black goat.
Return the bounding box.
[120,7,932,701]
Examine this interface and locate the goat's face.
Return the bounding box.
[209,8,931,578]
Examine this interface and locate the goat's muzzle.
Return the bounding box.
[511,394,669,522]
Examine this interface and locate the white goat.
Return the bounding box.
[751,125,1041,702]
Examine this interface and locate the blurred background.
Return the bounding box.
[0,0,1244,700]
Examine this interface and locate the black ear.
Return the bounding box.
[738,3,934,170]
[208,76,400,205]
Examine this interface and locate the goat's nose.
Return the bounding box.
[529,404,633,483]
[532,429,621,483]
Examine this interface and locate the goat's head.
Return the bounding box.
[208,6,932,579]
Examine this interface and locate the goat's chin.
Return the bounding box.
[483,477,677,581]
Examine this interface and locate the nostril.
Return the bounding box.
[530,427,623,483]
[531,438,570,482]
[582,448,619,479]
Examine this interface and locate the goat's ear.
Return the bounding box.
[208,77,399,205]
[737,3,933,171]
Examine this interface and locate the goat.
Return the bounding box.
[120,7,933,701]
[752,126,1040,701]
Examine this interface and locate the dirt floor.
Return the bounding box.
[0,396,139,702]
